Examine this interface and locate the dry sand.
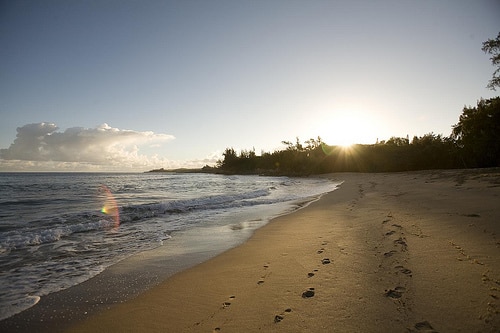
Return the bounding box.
[49,170,500,332]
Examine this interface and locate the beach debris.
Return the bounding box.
[302,288,315,298]
[321,258,331,265]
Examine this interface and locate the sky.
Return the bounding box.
[1,0,499,172]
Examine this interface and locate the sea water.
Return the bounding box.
[0,172,339,321]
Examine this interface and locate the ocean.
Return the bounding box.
[0,172,339,321]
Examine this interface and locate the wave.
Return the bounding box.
[0,295,40,322]
[0,219,114,251]
[120,188,272,220]
[0,188,274,251]
[0,179,333,254]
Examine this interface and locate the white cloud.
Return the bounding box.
[0,123,180,171]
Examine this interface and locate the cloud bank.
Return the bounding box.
[0,123,181,171]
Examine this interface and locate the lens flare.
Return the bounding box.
[99,185,119,230]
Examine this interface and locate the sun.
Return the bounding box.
[336,131,356,148]
[315,106,385,147]
[309,107,380,148]
[327,113,364,147]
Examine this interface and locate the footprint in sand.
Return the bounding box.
[274,315,284,323]
[395,265,412,276]
[258,263,270,284]
[302,288,315,298]
[274,308,292,323]
[321,258,331,265]
[412,320,439,332]
[384,250,397,257]
[384,286,406,299]
[308,268,319,277]
[393,237,408,251]
[221,296,236,309]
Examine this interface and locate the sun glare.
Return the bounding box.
[318,110,377,147]
[330,115,361,147]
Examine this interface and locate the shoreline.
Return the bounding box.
[0,178,337,333]
[70,169,499,332]
[2,169,499,332]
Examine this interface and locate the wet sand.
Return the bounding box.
[5,170,500,332]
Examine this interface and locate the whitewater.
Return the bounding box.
[0,172,339,321]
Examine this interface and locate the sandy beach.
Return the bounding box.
[4,169,500,332]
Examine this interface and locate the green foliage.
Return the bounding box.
[482,32,500,90]
[452,97,500,167]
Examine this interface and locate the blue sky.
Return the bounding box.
[1,0,499,171]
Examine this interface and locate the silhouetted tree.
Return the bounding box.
[482,32,500,90]
[452,97,500,167]
[281,140,294,151]
[410,133,457,169]
[215,98,498,176]
[385,136,409,146]
[217,147,238,169]
[305,136,324,150]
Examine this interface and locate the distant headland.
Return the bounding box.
[146,166,216,174]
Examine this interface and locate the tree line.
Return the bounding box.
[214,96,499,175]
[212,33,500,175]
